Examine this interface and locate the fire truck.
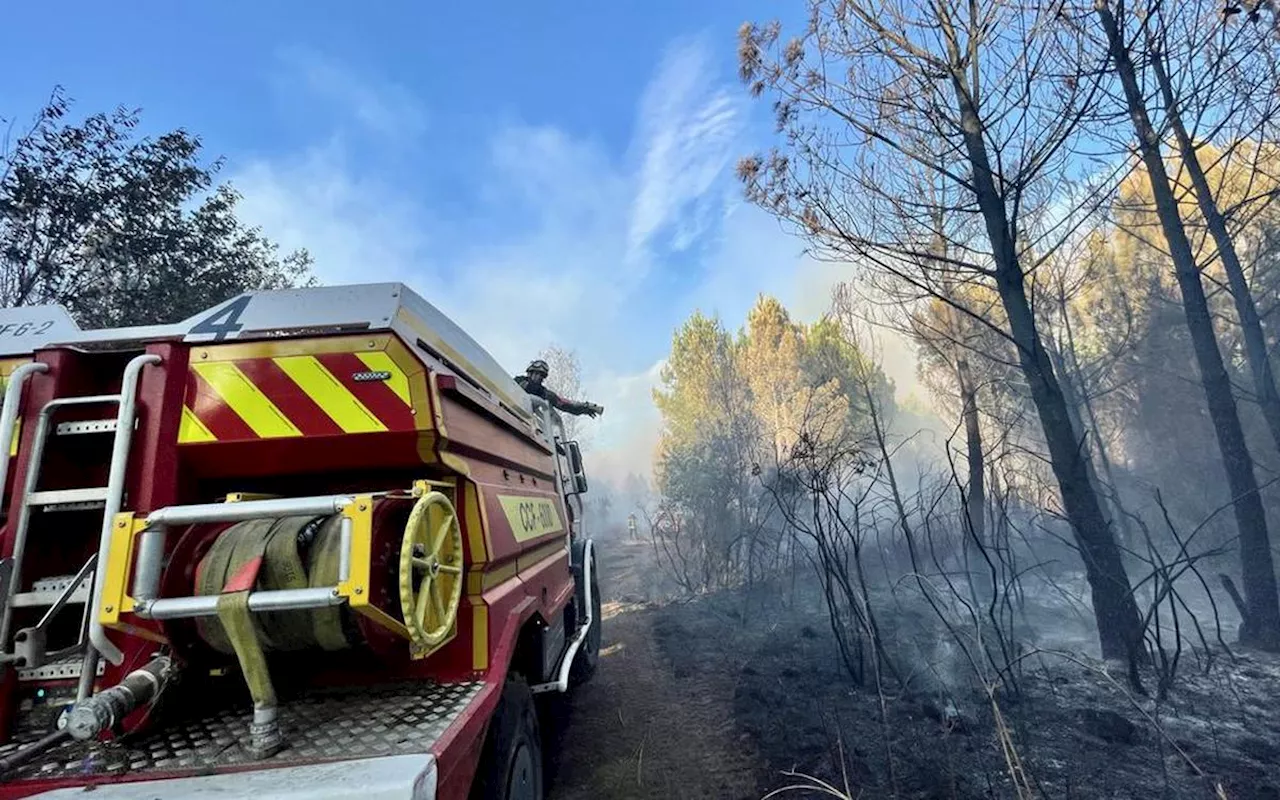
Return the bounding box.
[0,283,603,799]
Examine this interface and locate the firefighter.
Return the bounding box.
[515,359,603,417]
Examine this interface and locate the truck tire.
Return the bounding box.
[472,675,544,800]
[569,547,601,687]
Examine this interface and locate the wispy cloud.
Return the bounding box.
[273,46,428,140]
[628,37,743,265]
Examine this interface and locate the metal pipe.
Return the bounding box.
[85,353,161,677]
[0,362,47,500]
[130,528,165,602]
[571,494,585,539]
[67,655,171,741]
[0,728,70,775]
[146,494,354,527]
[0,410,54,648]
[338,515,353,583]
[36,554,96,631]
[136,587,343,620]
[42,394,123,408]
[73,576,95,701]
[530,396,572,499]
[532,539,594,695]
[73,652,99,709]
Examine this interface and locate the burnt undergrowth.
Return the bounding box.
[649,575,1280,800]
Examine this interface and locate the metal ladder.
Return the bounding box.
[0,354,159,701]
[531,398,585,539]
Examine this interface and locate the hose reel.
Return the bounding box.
[190,489,465,755]
[195,514,353,656]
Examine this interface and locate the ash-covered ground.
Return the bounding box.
[547,534,1280,800]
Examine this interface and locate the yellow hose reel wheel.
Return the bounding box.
[399,491,464,653]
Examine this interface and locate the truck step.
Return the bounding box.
[0,680,485,780]
[18,653,102,682]
[11,574,91,608]
[25,487,109,510]
[55,419,118,436]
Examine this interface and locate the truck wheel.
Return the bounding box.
[473,675,544,800]
[569,549,601,687]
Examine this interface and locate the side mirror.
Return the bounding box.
[566,441,589,495]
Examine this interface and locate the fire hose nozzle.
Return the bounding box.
[248,705,283,759]
[66,655,172,741]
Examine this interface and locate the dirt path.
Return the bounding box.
[544,539,761,800]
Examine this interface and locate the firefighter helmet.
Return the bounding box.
[526,359,549,377]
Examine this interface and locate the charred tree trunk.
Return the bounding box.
[1097,0,1280,651]
[956,356,991,604]
[958,357,986,543]
[997,276,1145,661]
[1150,46,1280,460]
[1056,286,1136,548]
[1067,323,1136,550]
[946,62,1145,662]
[1047,343,1111,522]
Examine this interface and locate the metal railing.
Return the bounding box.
[84,353,160,678]
[0,354,159,700]
[126,494,359,621]
[0,362,49,499]
[527,396,593,541]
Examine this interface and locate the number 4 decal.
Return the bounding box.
[189,295,251,341]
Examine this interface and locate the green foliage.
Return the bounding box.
[655,298,890,478]
[651,294,893,590]
[802,316,891,420]
[653,310,751,457]
[0,88,314,329]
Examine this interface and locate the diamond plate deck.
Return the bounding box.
[0,680,485,784]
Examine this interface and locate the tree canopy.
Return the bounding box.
[0,88,313,329]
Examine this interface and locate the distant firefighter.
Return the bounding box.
[515,359,603,417]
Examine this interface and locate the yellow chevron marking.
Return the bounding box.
[179,406,216,443]
[193,362,301,439]
[274,356,387,434]
[356,351,411,406]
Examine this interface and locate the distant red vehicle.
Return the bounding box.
[0,283,602,799]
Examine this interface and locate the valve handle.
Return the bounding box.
[398,491,464,655]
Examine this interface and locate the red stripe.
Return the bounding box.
[187,371,257,441]
[317,353,414,429]
[222,556,262,592]
[235,359,344,437]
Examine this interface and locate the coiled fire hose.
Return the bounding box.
[194,514,350,757]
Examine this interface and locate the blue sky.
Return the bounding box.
[0,1,901,480]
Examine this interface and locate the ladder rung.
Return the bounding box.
[12,581,90,608]
[27,488,109,507]
[19,654,102,682]
[56,419,118,436]
[44,394,122,409]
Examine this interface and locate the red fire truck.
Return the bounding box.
[0,283,603,799]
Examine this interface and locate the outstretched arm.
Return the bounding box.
[547,391,603,417]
